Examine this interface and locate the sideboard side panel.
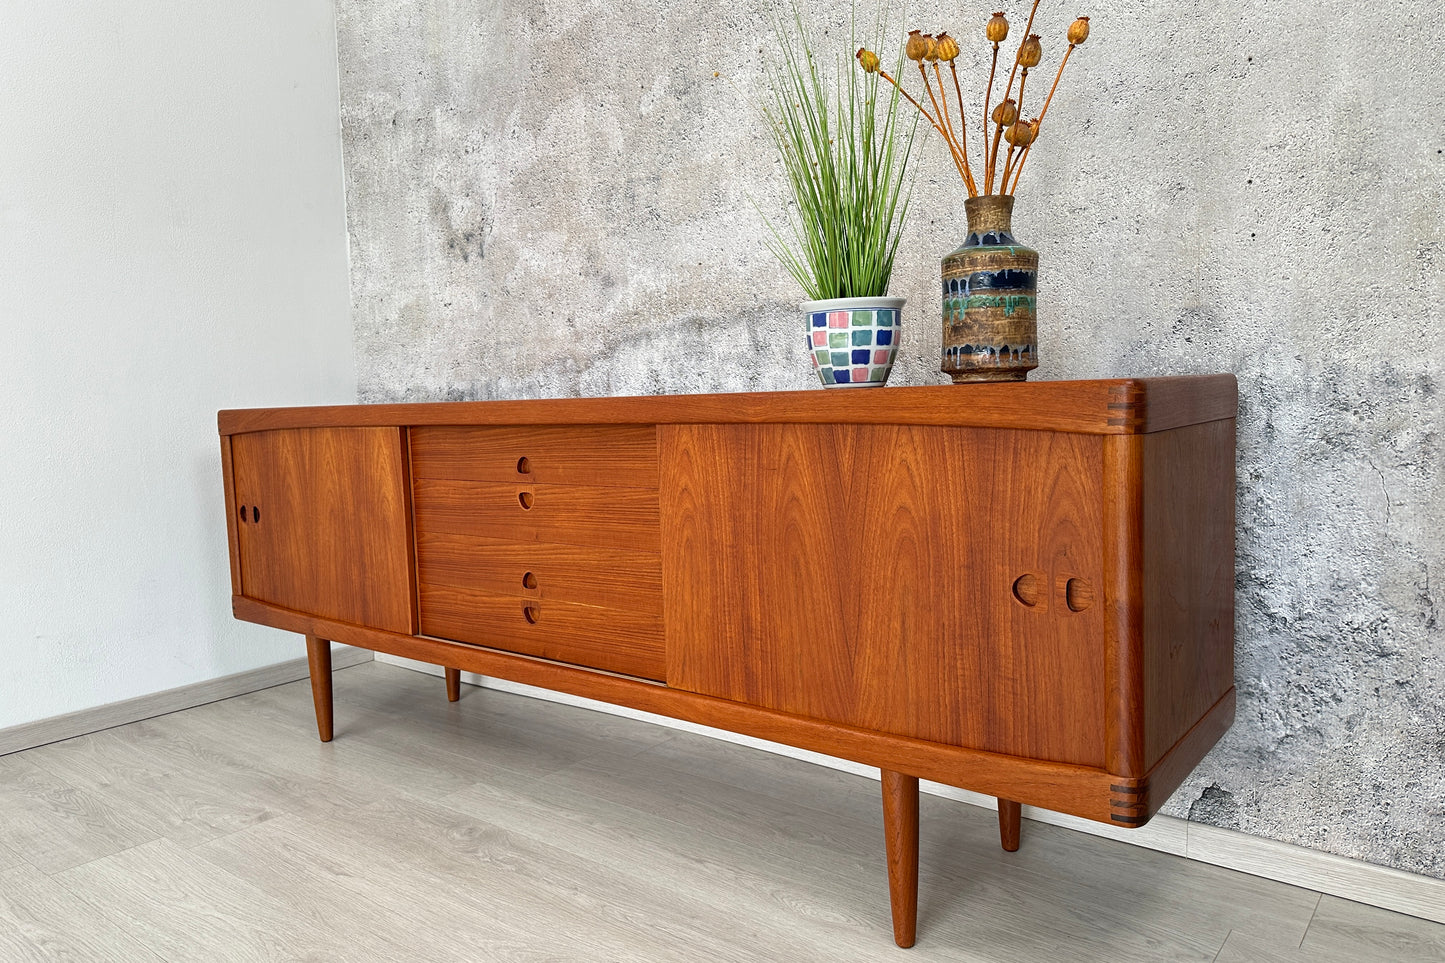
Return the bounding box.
[1141,418,1237,770]
[220,433,242,597]
[661,423,1107,767]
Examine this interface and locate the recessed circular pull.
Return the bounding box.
[239,505,248,522]
[521,571,537,590]
[1011,573,1042,607]
[518,491,534,510]
[522,604,540,624]
[1065,577,1094,612]
[517,456,531,474]
[252,506,260,523]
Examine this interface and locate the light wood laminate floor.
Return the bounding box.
[1,661,1441,962]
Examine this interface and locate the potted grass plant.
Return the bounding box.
[762,10,916,388]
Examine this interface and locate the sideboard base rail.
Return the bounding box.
[234,595,1233,828]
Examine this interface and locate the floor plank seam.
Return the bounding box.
[1210,928,1233,962]
[44,835,162,880]
[181,808,292,852]
[1299,892,1323,949]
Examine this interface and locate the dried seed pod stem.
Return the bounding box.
[1034,43,1075,129]
[949,61,976,193]
[1000,71,1028,187]
[874,66,972,188]
[930,63,961,166]
[990,0,1041,191]
[876,68,939,130]
[981,43,1002,192]
[1005,119,1039,194]
[1009,42,1077,194]
[999,119,1033,189]
[934,61,977,194]
[998,1,1041,113]
[917,61,971,188]
[985,98,1016,196]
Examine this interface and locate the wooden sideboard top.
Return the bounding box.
[219,375,1237,437]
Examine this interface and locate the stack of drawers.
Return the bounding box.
[409,425,665,680]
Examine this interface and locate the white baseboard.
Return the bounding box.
[0,644,373,756]
[377,654,1445,925]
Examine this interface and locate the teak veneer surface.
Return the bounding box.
[219,376,1236,436]
[409,424,660,488]
[418,585,666,682]
[661,423,1107,766]
[228,595,1137,822]
[416,533,663,615]
[219,375,1238,949]
[1140,419,1237,769]
[411,479,662,554]
[229,428,414,635]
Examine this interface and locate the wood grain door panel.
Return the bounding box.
[230,427,414,634]
[661,423,1107,766]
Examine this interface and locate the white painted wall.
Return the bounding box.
[0,1,355,729]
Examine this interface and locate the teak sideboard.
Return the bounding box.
[219,376,1237,949]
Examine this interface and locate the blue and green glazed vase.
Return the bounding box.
[941,195,1038,382]
[802,295,904,388]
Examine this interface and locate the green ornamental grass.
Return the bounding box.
[762,8,916,302]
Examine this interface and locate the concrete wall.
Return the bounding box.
[0,1,355,729]
[336,0,1444,878]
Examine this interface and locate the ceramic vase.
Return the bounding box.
[803,296,905,388]
[940,195,1038,383]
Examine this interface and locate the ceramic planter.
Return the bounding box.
[941,195,1038,383]
[803,296,905,388]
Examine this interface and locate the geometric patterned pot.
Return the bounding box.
[803,295,905,388]
[941,195,1038,382]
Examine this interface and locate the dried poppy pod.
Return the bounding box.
[921,33,940,62]
[906,30,928,61]
[935,32,960,62]
[1005,118,1037,147]
[1017,34,1043,68]
[1068,16,1091,45]
[855,47,881,73]
[992,98,1018,127]
[987,12,1009,43]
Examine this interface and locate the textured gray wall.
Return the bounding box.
[337,0,1444,878]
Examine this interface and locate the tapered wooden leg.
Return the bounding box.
[881,769,919,949]
[998,798,1022,851]
[444,667,461,702]
[304,635,333,743]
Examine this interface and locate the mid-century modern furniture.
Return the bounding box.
[219,376,1237,948]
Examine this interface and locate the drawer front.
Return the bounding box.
[420,582,665,681]
[417,533,662,614]
[412,479,661,553]
[411,424,663,679]
[410,425,659,488]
